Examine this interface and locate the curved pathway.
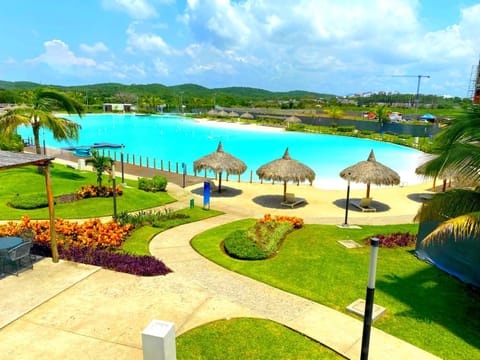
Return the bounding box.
[149,212,440,360]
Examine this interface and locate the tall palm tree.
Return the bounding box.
[0,88,83,156]
[415,105,480,245]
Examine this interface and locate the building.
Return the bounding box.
[103,103,133,112]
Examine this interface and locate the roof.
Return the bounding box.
[0,150,56,170]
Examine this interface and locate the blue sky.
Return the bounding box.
[1,0,479,97]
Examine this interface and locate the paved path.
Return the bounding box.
[0,161,443,359]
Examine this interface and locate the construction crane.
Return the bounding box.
[392,74,430,111]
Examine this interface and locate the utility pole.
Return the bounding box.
[392,74,430,112]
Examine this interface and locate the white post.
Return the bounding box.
[142,320,176,360]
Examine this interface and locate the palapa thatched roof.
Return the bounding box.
[207,109,217,116]
[284,115,302,124]
[193,142,247,192]
[240,112,254,119]
[339,149,400,198]
[217,110,229,117]
[256,148,315,200]
[229,111,239,117]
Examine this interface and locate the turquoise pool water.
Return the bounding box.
[20,114,426,189]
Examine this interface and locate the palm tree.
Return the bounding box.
[324,105,344,119]
[0,88,83,157]
[415,105,480,245]
[85,149,112,188]
[373,104,391,125]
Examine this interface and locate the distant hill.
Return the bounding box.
[0,80,330,100]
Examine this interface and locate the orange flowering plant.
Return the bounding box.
[256,213,304,229]
[0,216,133,250]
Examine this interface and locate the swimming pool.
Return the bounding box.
[19,114,426,189]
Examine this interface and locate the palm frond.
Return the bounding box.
[414,189,480,223]
[420,212,480,246]
[37,89,83,116]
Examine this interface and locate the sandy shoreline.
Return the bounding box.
[193,117,285,133]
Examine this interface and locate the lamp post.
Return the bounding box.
[360,237,380,360]
[111,161,117,220]
[120,144,125,185]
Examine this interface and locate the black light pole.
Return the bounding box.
[120,144,125,185]
[343,172,352,226]
[361,237,380,360]
[111,162,117,220]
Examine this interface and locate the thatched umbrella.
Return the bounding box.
[284,115,302,129]
[193,142,247,193]
[415,155,456,192]
[217,110,229,117]
[256,148,315,201]
[240,112,254,119]
[229,111,239,117]
[207,109,217,116]
[339,149,400,198]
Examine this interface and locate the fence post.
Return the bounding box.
[139,156,142,167]
[161,159,164,171]
[168,161,171,172]
[250,170,253,183]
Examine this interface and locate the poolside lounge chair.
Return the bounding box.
[281,193,305,208]
[352,197,376,212]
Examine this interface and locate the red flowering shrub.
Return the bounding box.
[363,232,417,248]
[0,216,133,250]
[257,214,304,229]
[76,184,123,199]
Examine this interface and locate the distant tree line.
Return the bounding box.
[0,80,473,115]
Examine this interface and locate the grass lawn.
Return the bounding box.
[0,164,175,219]
[176,318,342,359]
[122,207,224,255]
[191,221,480,360]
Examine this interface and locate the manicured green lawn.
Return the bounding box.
[122,207,224,255]
[191,221,480,360]
[0,164,175,219]
[176,318,342,359]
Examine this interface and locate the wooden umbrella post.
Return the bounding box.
[45,162,58,262]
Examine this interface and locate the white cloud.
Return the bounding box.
[152,58,169,76]
[102,0,158,19]
[27,40,96,70]
[126,23,172,54]
[80,42,109,54]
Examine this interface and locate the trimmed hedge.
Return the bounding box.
[224,230,267,260]
[8,193,49,209]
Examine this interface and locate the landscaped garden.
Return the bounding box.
[0,164,175,219]
[191,219,480,360]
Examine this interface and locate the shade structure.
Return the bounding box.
[256,148,315,201]
[217,110,229,117]
[339,149,400,198]
[240,112,254,119]
[229,111,239,117]
[207,109,217,116]
[193,142,247,192]
[285,115,301,124]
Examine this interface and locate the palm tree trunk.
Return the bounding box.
[218,172,222,193]
[283,181,287,201]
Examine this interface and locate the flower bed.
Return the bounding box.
[0,216,171,276]
[363,232,417,248]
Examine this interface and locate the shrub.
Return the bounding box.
[116,208,188,228]
[0,216,133,250]
[337,126,355,133]
[32,243,171,276]
[360,130,373,135]
[8,193,49,209]
[76,184,123,198]
[138,176,168,192]
[224,230,267,260]
[363,232,417,248]
[257,214,304,229]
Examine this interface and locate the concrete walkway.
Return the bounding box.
[0,162,443,359]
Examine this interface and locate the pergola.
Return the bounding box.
[0,150,59,262]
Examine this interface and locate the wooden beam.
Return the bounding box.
[44,162,59,262]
